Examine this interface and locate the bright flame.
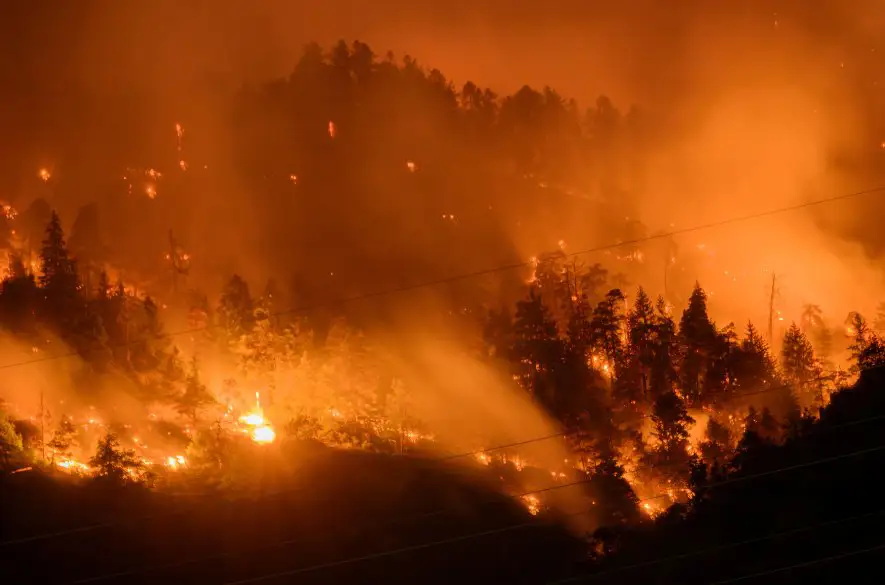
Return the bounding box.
[522,494,541,516]
[38,168,51,182]
[240,412,265,426]
[251,425,276,444]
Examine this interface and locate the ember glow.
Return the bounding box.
[2,8,885,572]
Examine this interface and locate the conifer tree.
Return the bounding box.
[47,416,77,461]
[0,411,23,469]
[218,274,254,340]
[176,357,216,424]
[512,288,563,412]
[649,296,678,400]
[626,287,655,397]
[781,323,819,397]
[39,211,81,326]
[590,288,626,375]
[89,432,142,483]
[678,283,717,405]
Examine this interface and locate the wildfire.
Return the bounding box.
[57,458,91,474]
[328,120,336,138]
[238,392,276,444]
[38,168,51,182]
[165,455,187,470]
[251,425,276,444]
[2,204,18,220]
[406,161,416,172]
[522,494,541,516]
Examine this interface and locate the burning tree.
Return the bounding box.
[89,432,143,483]
[175,357,216,424]
[47,416,77,462]
[0,410,23,469]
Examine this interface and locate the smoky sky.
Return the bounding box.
[3,0,883,104]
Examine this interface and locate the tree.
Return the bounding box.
[218,274,254,340]
[732,322,778,394]
[176,358,216,424]
[47,416,77,461]
[781,322,820,404]
[626,287,655,398]
[649,296,677,400]
[512,288,563,413]
[678,283,717,405]
[647,389,694,484]
[0,410,23,468]
[698,417,732,466]
[89,432,142,482]
[38,211,81,326]
[589,288,626,377]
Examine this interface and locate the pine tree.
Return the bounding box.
[38,211,81,326]
[0,411,23,469]
[781,323,818,394]
[732,322,778,392]
[847,313,885,374]
[176,357,216,424]
[626,287,654,397]
[590,288,626,376]
[648,389,694,480]
[698,417,732,466]
[649,296,678,400]
[47,416,77,461]
[678,283,717,405]
[89,432,142,483]
[566,294,593,359]
[218,274,254,341]
[512,288,563,412]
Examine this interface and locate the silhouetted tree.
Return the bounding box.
[89,432,142,483]
[678,283,717,405]
[218,274,254,341]
[38,211,80,327]
[512,288,563,413]
[176,358,216,424]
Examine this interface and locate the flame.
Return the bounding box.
[239,412,265,426]
[522,494,541,516]
[251,426,276,444]
[57,458,91,474]
[38,168,51,182]
[328,120,336,138]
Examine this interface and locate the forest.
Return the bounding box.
[2,37,885,584]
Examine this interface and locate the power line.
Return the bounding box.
[545,509,885,584]
[64,428,885,585]
[2,183,885,373]
[709,543,885,584]
[2,369,877,550]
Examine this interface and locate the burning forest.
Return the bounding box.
[3,3,885,583]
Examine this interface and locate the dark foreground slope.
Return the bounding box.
[568,368,885,585]
[0,449,584,585]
